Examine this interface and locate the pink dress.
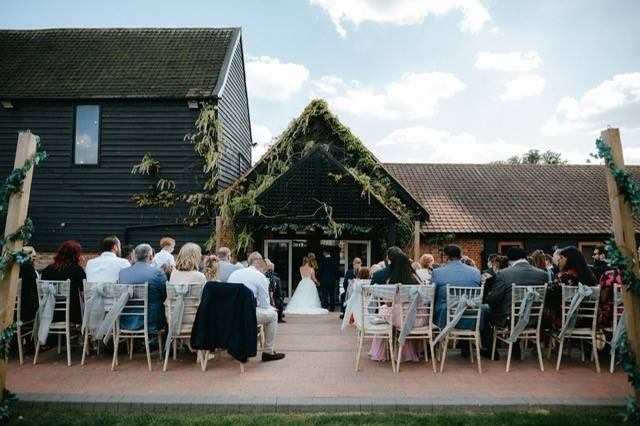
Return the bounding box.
[368,303,426,363]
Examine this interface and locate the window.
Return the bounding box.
[74,105,100,165]
[497,241,524,255]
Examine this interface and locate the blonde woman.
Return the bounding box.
[169,243,206,284]
[203,255,220,281]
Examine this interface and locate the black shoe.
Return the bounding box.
[339,314,344,320]
[481,349,498,360]
[278,319,287,324]
[262,351,285,362]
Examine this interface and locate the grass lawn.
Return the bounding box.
[9,408,623,425]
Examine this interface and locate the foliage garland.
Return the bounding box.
[0,133,46,419]
[594,137,640,423]
[130,154,177,209]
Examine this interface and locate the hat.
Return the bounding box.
[506,247,527,262]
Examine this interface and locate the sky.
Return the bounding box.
[2,0,640,164]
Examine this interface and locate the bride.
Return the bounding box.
[284,257,328,315]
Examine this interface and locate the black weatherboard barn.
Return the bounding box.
[0,28,252,252]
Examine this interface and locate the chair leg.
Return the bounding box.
[129,338,134,360]
[423,338,428,365]
[469,340,474,364]
[173,340,177,361]
[16,327,24,365]
[66,327,72,366]
[506,342,513,373]
[520,339,525,361]
[429,340,437,374]
[580,340,585,362]
[163,343,170,372]
[57,334,62,355]
[536,335,544,372]
[239,361,245,373]
[556,337,565,371]
[491,330,497,361]
[144,334,152,372]
[158,333,164,363]
[610,347,616,373]
[439,337,449,373]
[111,329,120,371]
[389,338,396,373]
[33,339,41,365]
[592,336,601,373]
[355,333,364,372]
[475,335,482,374]
[81,331,89,366]
[396,340,403,373]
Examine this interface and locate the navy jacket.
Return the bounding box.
[371,266,390,285]
[317,255,338,287]
[190,281,258,363]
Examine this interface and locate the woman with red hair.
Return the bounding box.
[41,240,86,324]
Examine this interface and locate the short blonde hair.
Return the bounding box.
[247,251,263,266]
[175,243,201,272]
[160,237,175,248]
[204,257,219,280]
[419,253,434,269]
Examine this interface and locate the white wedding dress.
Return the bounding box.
[284,271,329,315]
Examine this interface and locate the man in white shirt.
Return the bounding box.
[85,236,131,282]
[217,246,242,282]
[228,256,285,362]
[151,237,176,269]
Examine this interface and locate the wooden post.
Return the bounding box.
[413,220,421,261]
[0,131,38,395]
[215,216,222,251]
[602,128,640,401]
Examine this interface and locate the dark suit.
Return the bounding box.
[341,268,359,313]
[318,255,338,310]
[371,266,390,285]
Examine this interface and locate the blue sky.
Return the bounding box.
[2,0,640,164]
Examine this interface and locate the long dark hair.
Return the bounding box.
[559,246,596,285]
[388,251,420,284]
[52,240,82,270]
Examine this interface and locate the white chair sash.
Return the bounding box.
[507,286,543,343]
[559,283,595,339]
[341,280,372,330]
[432,292,482,346]
[94,289,130,344]
[81,283,108,336]
[33,283,56,344]
[611,312,627,353]
[164,283,189,356]
[398,285,433,346]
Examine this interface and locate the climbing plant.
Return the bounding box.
[130,154,177,209]
[595,137,640,423]
[0,133,47,419]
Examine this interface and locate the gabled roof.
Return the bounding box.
[238,99,428,221]
[0,27,241,99]
[385,162,640,235]
[238,144,399,224]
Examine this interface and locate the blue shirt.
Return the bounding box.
[117,261,167,332]
[431,260,481,329]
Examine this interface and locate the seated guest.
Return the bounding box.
[483,253,499,277]
[530,249,547,272]
[481,247,548,357]
[41,240,86,324]
[369,263,381,276]
[228,256,285,362]
[598,268,621,328]
[19,246,39,324]
[341,257,362,318]
[461,255,477,269]
[86,236,131,283]
[118,244,167,334]
[590,245,610,282]
[121,244,136,265]
[544,254,554,283]
[151,237,176,269]
[217,246,242,282]
[203,255,220,281]
[482,255,508,289]
[169,243,206,285]
[371,247,403,284]
[432,244,481,357]
[417,253,434,283]
[545,246,597,331]
[265,259,285,323]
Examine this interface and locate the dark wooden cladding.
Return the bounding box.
[0,100,215,252]
[217,38,252,189]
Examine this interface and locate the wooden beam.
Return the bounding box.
[601,128,640,402]
[215,216,222,252]
[413,220,421,261]
[0,131,38,395]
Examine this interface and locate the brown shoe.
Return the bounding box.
[262,351,285,362]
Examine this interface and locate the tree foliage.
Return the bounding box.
[500,149,568,165]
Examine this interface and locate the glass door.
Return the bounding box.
[264,240,292,298]
[343,240,371,269]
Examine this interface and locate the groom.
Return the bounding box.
[318,249,338,311]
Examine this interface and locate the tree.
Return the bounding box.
[499,149,567,165]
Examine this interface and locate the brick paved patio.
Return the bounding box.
[8,313,630,411]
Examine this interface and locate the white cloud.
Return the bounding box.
[310,0,491,37]
[245,56,310,101]
[315,72,465,120]
[500,74,546,102]
[475,50,542,72]
[251,122,273,164]
[374,126,524,163]
[542,72,640,135]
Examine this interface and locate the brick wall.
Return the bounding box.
[416,237,485,269]
[34,252,100,270]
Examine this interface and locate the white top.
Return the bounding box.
[85,252,131,283]
[169,269,207,285]
[416,268,431,284]
[228,266,271,309]
[152,249,176,268]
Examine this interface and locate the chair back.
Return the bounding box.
[398,284,435,328]
[360,284,396,334]
[510,284,547,331]
[119,283,149,326]
[165,282,204,333]
[36,279,71,321]
[445,285,483,332]
[561,284,600,331]
[612,282,624,330]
